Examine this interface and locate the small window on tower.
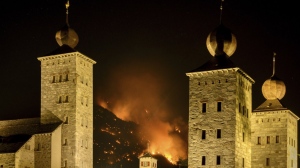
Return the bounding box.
[217,102,222,112]
[202,156,206,165]
[58,96,62,103]
[243,132,245,142]
[216,155,221,165]
[242,158,245,168]
[216,129,221,139]
[202,130,206,139]
[276,135,279,143]
[266,158,270,166]
[258,137,261,145]
[65,96,69,103]
[64,117,68,124]
[59,75,62,82]
[202,103,206,113]
[65,74,69,81]
[52,76,56,83]
[64,139,68,146]
[267,136,270,144]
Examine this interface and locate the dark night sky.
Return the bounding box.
[1,0,300,158]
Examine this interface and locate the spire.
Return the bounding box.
[272,52,276,77]
[219,0,224,24]
[65,0,70,26]
[55,0,79,48]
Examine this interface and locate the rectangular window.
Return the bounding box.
[243,132,245,142]
[36,143,40,151]
[202,103,206,113]
[217,129,221,139]
[267,136,270,144]
[64,160,67,167]
[239,103,241,113]
[202,130,206,139]
[65,96,69,103]
[242,106,245,115]
[266,158,270,166]
[294,140,296,147]
[64,139,68,146]
[242,158,245,168]
[258,137,261,145]
[217,102,222,112]
[276,136,279,143]
[52,76,56,83]
[202,156,206,165]
[59,75,62,82]
[216,155,221,165]
[64,117,68,124]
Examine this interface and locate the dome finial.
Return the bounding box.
[65,0,70,26]
[55,0,79,48]
[272,52,276,77]
[219,0,224,24]
[261,53,286,100]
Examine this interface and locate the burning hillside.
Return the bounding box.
[93,105,184,168]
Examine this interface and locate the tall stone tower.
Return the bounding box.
[186,19,254,167]
[251,55,299,167]
[38,1,96,167]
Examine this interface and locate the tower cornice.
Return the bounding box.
[186,67,255,84]
[37,52,96,64]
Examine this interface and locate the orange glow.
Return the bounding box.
[97,63,188,164]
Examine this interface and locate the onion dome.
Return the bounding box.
[55,25,79,48]
[261,54,286,100]
[206,23,237,57]
[55,0,79,48]
[262,75,286,100]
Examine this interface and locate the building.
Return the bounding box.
[186,9,299,168]
[0,1,96,167]
[139,152,157,168]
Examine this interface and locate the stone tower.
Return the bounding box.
[186,21,254,167]
[38,1,96,167]
[251,55,299,167]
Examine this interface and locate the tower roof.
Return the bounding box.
[45,44,77,56]
[254,99,286,112]
[189,53,236,72]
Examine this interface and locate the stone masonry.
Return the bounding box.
[186,68,254,168]
[38,51,96,168]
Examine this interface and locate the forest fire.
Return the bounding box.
[95,58,188,167]
[98,96,188,163]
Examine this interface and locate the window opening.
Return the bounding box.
[217,129,221,139]
[202,130,206,139]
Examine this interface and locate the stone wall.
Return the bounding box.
[251,110,298,168]
[0,153,15,168]
[187,68,253,168]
